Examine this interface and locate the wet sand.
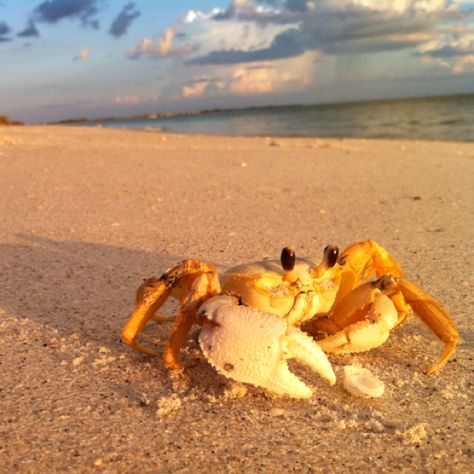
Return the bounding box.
[0,126,473,472]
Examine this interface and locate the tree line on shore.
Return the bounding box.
[0,115,23,126]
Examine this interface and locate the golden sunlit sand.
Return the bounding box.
[0,126,473,472]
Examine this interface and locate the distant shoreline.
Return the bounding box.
[0,115,23,126]
[47,92,474,126]
[50,93,474,143]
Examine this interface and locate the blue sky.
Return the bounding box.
[1,0,473,122]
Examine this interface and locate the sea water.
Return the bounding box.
[90,94,474,142]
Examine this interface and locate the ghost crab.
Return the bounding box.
[121,240,459,398]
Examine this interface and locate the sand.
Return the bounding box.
[0,125,473,473]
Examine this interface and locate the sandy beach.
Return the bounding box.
[0,125,473,473]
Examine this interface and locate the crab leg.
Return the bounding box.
[308,274,459,374]
[135,277,175,322]
[335,240,403,305]
[164,271,221,369]
[304,276,395,337]
[316,289,399,354]
[397,278,459,374]
[332,242,459,372]
[121,259,218,358]
[121,280,171,356]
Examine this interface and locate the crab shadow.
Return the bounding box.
[0,233,252,399]
[0,234,182,341]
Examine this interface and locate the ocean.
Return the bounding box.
[89,94,474,142]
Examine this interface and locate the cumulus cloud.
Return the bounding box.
[228,66,284,94]
[416,29,474,72]
[179,54,312,101]
[127,28,198,59]
[0,20,11,42]
[184,8,225,24]
[181,77,226,97]
[33,0,101,28]
[188,0,468,64]
[109,2,140,38]
[17,21,40,38]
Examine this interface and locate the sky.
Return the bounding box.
[0,0,473,123]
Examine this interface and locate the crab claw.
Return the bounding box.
[198,296,336,399]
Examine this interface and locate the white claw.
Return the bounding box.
[198,296,336,398]
[285,327,336,386]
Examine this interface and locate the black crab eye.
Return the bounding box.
[280,247,296,271]
[323,244,339,268]
[338,255,347,266]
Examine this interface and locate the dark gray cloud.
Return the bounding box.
[33,0,101,28]
[189,28,304,65]
[212,0,317,24]
[17,20,40,38]
[192,3,468,65]
[285,0,308,12]
[297,9,443,54]
[417,44,474,59]
[109,2,140,38]
[0,20,11,41]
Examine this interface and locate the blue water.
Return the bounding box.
[90,94,474,142]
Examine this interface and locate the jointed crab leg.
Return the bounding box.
[164,271,221,369]
[316,292,399,355]
[334,240,403,305]
[306,273,459,374]
[121,259,219,361]
[396,277,459,374]
[306,276,400,353]
[135,277,175,322]
[121,279,171,357]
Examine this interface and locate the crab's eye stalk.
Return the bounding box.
[281,247,296,271]
[323,245,339,268]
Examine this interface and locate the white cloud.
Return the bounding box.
[128,0,472,105]
[187,0,467,65]
[182,78,225,97]
[179,52,314,100]
[417,29,474,72]
[127,28,198,59]
[316,0,453,13]
[228,66,285,94]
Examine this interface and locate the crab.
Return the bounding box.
[121,240,459,398]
